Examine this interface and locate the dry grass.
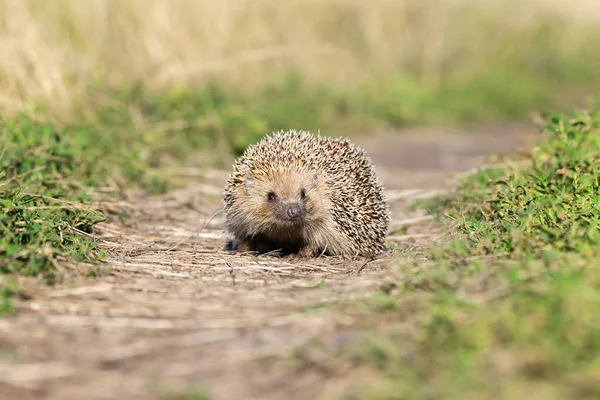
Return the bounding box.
[1,0,600,120]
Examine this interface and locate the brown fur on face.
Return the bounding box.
[228,166,331,254]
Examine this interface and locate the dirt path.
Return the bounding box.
[0,126,531,400]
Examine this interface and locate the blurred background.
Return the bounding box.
[2,0,600,168]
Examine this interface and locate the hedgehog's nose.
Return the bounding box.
[287,204,303,219]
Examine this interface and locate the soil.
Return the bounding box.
[0,125,533,400]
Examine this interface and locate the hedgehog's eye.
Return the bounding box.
[267,192,276,202]
[300,189,306,200]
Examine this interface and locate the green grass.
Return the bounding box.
[156,384,210,400]
[285,107,600,399]
[0,114,110,308]
[421,107,600,259]
[0,277,17,316]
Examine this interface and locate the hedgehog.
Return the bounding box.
[222,129,390,258]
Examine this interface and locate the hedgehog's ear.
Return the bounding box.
[311,172,319,188]
[241,166,255,195]
[244,176,255,195]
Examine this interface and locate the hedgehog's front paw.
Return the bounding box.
[295,245,318,258]
[233,239,258,255]
[224,239,240,251]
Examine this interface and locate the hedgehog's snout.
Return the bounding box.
[286,204,303,219]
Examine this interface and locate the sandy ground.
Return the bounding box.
[0,125,533,400]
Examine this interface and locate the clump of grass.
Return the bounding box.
[418,107,600,259]
[0,113,109,309]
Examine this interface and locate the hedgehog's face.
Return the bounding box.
[243,169,322,230]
